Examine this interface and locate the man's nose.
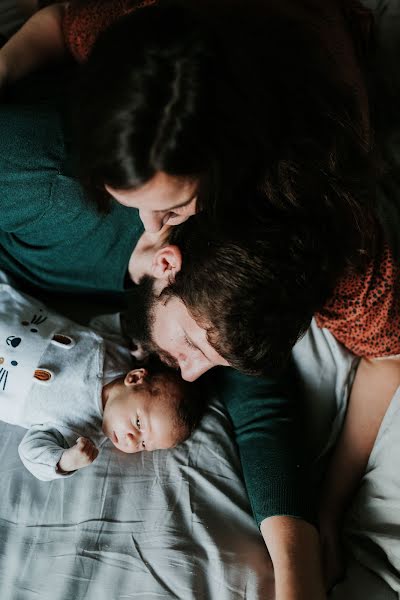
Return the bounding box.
[139,209,164,233]
[178,355,211,382]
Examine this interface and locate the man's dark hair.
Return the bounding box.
[75,0,379,276]
[165,212,362,377]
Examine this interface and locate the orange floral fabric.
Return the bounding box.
[62,0,156,62]
[316,245,400,358]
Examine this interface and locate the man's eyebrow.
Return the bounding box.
[153,193,196,213]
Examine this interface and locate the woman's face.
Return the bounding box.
[106,171,197,233]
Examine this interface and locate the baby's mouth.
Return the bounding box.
[112,431,119,444]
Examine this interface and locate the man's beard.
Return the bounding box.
[122,275,179,370]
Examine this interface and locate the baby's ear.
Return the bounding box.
[124,368,148,386]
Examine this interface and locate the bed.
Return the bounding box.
[2,1,400,598]
[0,386,274,599]
[0,317,398,599]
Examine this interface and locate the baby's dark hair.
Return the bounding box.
[145,364,206,445]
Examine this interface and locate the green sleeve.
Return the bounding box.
[0,103,141,297]
[214,365,316,528]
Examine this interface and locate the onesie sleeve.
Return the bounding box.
[214,366,315,528]
[18,424,75,481]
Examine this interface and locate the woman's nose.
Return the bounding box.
[139,209,164,233]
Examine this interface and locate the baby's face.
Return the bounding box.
[102,374,179,454]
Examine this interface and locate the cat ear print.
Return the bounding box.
[33,368,54,384]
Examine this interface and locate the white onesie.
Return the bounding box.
[0,282,133,481]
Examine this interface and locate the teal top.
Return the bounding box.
[0,100,314,527]
[215,367,313,525]
[0,104,143,297]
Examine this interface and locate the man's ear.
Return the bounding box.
[151,245,182,283]
[124,368,148,387]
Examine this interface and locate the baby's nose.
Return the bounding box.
[125,431,138,446]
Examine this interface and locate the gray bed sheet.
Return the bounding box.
[0,321,399,599]
[0,318,359,600]
[0,394,275,600]
[1,2,400,597]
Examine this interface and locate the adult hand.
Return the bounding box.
[57,437,99,473]
[128,224,172,284]
[261,516,327,600]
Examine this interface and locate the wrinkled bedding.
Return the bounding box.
[1,1,400,598]
[0,322,399,599]
[0,394,274,600]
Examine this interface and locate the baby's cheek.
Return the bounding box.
[119,445,138,454]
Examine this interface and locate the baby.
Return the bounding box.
[0,281,202,481]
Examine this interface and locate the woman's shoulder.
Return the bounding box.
[62,0,156,62]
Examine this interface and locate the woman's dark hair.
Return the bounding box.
[75,0,379,273]
[76,2,217,211]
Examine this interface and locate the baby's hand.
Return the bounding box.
[57,437,99,473]
[319,519,345,591]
